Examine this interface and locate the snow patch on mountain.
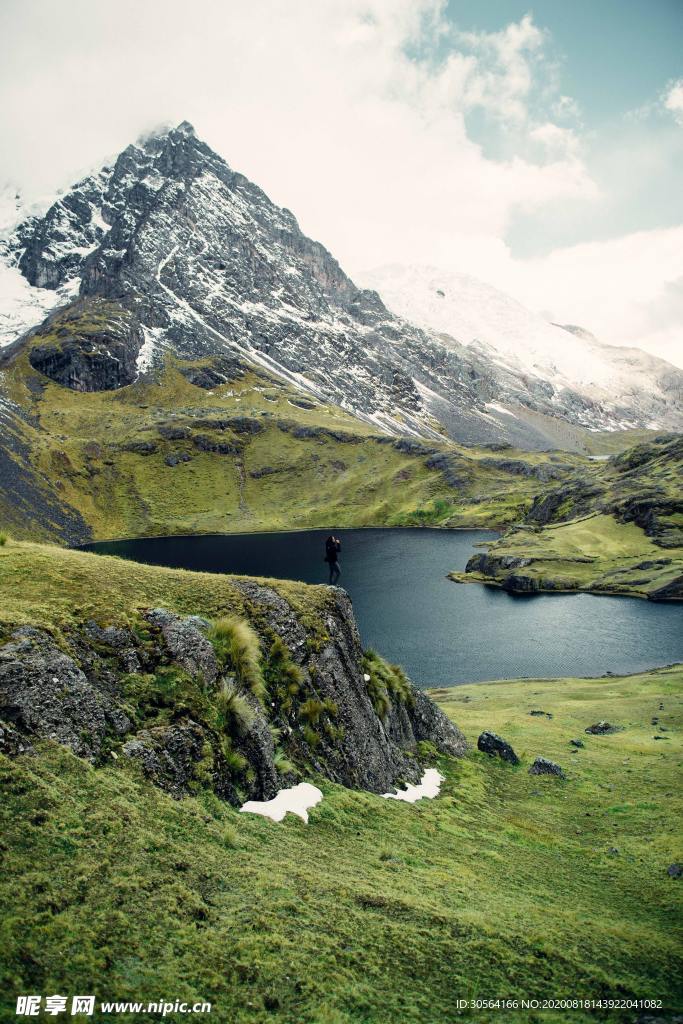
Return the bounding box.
[0,259,73,349]
[360,264,681,432]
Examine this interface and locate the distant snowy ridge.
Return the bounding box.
[360,264,682,429]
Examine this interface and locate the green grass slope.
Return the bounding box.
[0,664,680,1023]
[0,327,621,544]
[452,435,683,599]
[0,539,328,639]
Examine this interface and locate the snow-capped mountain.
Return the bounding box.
[360,264,683,430]
[1,122,681,448]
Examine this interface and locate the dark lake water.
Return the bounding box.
[83,528,683,687]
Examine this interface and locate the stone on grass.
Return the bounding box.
[477,732,519,765]
[585,721,620,735]
[529,757,564,778]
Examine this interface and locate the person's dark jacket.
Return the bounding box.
[324,537,341,564]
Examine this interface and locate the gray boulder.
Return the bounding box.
[164,452,192,467]
[146,608,219,684]
[122,720,207,797]
[529,757,565,778]
[477,731,520,765]
[403,689,467,757]
[585,721,620,735]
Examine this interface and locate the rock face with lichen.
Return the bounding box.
[25,299,144,392]
[0,582,466,804]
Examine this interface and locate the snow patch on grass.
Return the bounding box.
[240,782,323,823]
[383,768,444,804]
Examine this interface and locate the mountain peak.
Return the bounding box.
[174,120,196,136]
[134,120,197,152]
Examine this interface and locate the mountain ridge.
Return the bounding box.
[2,121,680,450]
[360,263,683,427]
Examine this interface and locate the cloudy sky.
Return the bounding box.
[0,0,681,365]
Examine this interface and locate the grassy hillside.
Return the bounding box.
[452,435,683,599]
[0,340,624,544]
[0,539,329,640]
[1,663,681,1023]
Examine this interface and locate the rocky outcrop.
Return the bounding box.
[480,458,573,483]
[122,721,207,798]
[616,496,683,547]
[466,553,533,575]
[25,298,144,392]
[649,574,683,600]
[525,482,604,526]
[0,400,91,545]
[179,356,247,389]
[0,583,466,805]
[146,608,219,683]
[0,626,131,759]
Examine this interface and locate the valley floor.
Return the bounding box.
[1,663,681,1023]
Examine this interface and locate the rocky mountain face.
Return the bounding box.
[25,299,143,391]
[3,121,680,448]
[0,582,466,802]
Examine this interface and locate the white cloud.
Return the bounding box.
[662,78,683,125]
[456,13,545,124]
[485,226,683,367]
[528,121,580,158]
[0,1,595,262]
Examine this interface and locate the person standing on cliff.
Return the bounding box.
[324,534,341,585]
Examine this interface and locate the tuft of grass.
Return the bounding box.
[208,617,265,700]
[273,747,297,777]
[363,649,414,718]
[0,532,7,547]
[214,678,256,734]
[302,723,320,748]
[299,698,326,725]
[219,736,249,776]
[221,823,240,848]
[264,635,305,712]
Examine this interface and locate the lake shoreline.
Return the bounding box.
[76,523,503,549]
[449,569,683,602]
[81,528,683,687]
